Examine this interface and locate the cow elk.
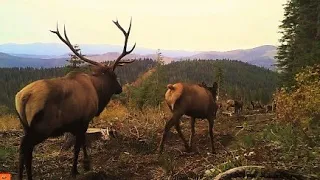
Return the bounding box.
[15,19,136,180]
[265,104,273,113]
[226,99,243,115]
[158,82,218,154]
[265,99,277,113]
[199,82,218,101]
[250,100,263,110]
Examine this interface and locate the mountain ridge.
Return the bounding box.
[0,44,277,69]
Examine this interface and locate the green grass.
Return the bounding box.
[0,146,17,161]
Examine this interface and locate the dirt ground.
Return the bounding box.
[0,110,317,180]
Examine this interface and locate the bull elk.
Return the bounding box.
[158,82,218,154]
[15,18,136,180]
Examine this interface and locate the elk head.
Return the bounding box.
[198,82,218,101]
[50,18,136,95]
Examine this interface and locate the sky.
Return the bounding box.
[0,0,287,51]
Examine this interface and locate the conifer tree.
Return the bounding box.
[65,44,85,71]
[276,0,320,87]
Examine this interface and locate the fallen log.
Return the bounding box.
[213,166,309,180]
[61,127,117,151]
[221,111,233,117]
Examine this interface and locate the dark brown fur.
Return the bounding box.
[251,101,263,110]
[265,104,273,113]
[158,82,218,154]
[15,19,135,180]
[226,99,243,115]
[198,82,218,101]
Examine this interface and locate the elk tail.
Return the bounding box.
[15,93,31,131]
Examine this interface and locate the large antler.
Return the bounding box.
[112,18,136,71]
[50,24,104,67]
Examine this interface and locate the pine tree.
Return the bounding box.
[214,67,224,100]
[276,0,320,87]
[65,44,85,71]
[154,49,165,109]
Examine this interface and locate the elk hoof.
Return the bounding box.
[211,149,216,154]
[185,147,192,153]
[71,169,80,178]
[83,159,91,171]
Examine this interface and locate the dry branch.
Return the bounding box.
[213,166,308,180]
[61,128,116,151]
[221,111,233,117]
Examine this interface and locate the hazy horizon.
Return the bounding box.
[0,0,286,51]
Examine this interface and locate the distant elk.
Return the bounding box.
[226,99,243,115]
[198,82,219,101]
[15,19,136,180]
[250,100,263,110]
[265,99,277,113]
[265,104,273,113]
[158,82,218,154]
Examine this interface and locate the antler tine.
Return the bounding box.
[50,23,103,67]
[111,18,136,71]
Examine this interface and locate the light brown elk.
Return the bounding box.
[158,82,218,154]
[226,99,243,115]
[15,19,136,180]
[265,99,277,113]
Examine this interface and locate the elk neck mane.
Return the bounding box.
[89,72,117,116]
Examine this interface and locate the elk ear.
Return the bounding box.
[212,82,218,89]
[167,84,175,90]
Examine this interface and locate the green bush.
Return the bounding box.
[275,64,320,131]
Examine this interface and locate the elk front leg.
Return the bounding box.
[208,116,215,154]
[158,112,183,154]
[82,138,91,172]
[175,122,190,152]
[188,117,196,150]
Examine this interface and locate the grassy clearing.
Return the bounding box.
[0,115,21,131]
[0,146,17,161]
[0,102,318,179]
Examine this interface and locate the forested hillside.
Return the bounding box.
[0,59,155,112]
[0,59,278,113]
[125,59,279,109]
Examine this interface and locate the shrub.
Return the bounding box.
[274,64,320,131]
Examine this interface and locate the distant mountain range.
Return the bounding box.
[0,43,277,70]
[0,52,66,68]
